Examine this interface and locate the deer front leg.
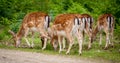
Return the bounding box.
[62,37,66,51]
[42,38,47,50]
[31,32,34,48]
[24,29,31,47]
[99,32,102,46]
[58,36,62,53]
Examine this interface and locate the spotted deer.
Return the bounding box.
[48,14,86,55]
[9,12,50,50]
[81,14,94,49]
[92,14,114,49]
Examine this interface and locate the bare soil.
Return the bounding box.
[0,49,111,63]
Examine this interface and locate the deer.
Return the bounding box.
[48,14,86,55]
[81,14,94,49]
[92,14,114,49]
[8,12,51,50]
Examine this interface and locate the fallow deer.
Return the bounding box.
[48,14,86,55]
[92,14,114,49]
[81,14,93,49]
[9,12,50,50]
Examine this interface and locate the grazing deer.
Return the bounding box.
[92,14,114,49]
[81,14,94,49]
[9,12,50,50]
[48,14,86,55]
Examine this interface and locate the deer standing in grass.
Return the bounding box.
[9,12,50,50]
[92,14,114,49]
[48,14,86,55]
[81,14,94,49]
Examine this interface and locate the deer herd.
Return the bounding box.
[9,12,115,55]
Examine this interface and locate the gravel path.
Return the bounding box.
[0,49,111,63]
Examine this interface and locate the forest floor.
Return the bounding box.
[0,49,112,63]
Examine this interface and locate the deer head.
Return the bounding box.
[8,30,21,47]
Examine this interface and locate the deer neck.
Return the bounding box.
[92,25,99,39]
[16,26,25,39]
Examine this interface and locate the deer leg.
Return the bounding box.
[87,29,92,49]
[104,33,109,49]
[42,38,47,50]
[41,37,44,48]
[54,39,58,51]
[88,37,92,49]
[24,29,31,47]
[58,36,62,53]
[40,30,49,39]
[66,34,74,54]
[108,35,111,45]
[78,37,83,55]
[62,37,66,51]
[111,33,114,47]
[31,32,34,48]
[78,31,83,55]
[111,26,114,47]
[66,40,73,54]
[99,33,102,46]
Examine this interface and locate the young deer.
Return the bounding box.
[48,14,86,55]
[9,12,50,50]
[92,14,114,49]
[81,14,93,49]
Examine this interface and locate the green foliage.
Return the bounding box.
[0,0,119,39]
[0,25,10,40]
[66,2,88,14]
[114,24,120,40]
[0,17,12,25]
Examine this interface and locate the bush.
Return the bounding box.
[114,24,120,40]
[0,25,10,40]
[0,17,12,25]
[67,2,89,14]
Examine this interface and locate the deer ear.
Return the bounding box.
[8,30,15,37]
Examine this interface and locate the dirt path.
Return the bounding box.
[0,49,111,63]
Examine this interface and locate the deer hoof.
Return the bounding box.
[104,47,108,50]
[66,52,70,55]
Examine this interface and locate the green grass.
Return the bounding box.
[0,36,120,63]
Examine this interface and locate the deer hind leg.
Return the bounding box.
[24,28,31,47]
[88,37,92,49]
[111,32,114,47]
[109,27,114,47]
[99,32,102,46]
[86,29,92,49]
[66,33,74,54]
[104,33,110,49]
[40,29,49,39]
[77,31,83,55]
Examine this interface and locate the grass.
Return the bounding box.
[0,36,120,63]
